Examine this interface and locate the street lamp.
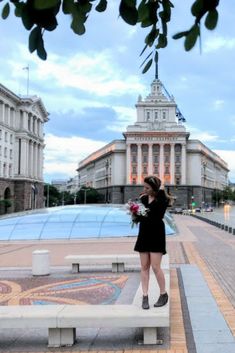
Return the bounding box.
[46,184,49,208]
[105,159,109,203]
[80,187,91,204]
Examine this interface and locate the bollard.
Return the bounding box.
[225,225,228,231]
[228,227,232,233]
[32,250,50,276]
[233,228,235,235]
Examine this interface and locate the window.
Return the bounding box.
[143,155,147,163]
[143,166,147,174]
[154,111,158,120]
[5,132,7,142]
[10,149,13,159]
[0,129,2,139]
[4,147,7,158]
[132,155,137,163]
[10,134,13,144]
[162,111,166,119]
[154,155,158,163]
[146,111,150,121]
[154,166,158,174]
[132,166,137,174]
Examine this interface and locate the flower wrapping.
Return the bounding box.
[126,200,149,227]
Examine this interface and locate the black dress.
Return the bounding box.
[134,190,168,254]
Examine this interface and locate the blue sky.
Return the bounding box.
[0,1,235,182]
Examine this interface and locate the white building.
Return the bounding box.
[0,83,49,214]
[77,78,229,207]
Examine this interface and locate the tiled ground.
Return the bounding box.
[0,214,235,352]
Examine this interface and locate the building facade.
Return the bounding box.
[0,84,48,214]
[77,78,229,208]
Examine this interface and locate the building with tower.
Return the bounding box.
[0,83,49,214]
[77,76,229,208]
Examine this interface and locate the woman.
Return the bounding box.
[134,175,170,310]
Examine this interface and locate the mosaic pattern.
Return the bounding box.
[0,274,128,305]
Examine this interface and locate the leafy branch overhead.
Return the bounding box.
[1,0,220,73]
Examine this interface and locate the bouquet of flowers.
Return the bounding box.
[126,200,149,227]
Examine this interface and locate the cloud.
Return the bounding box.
[204,36,235,53]
[214,150,235,182]
[9,44,145,98]
[213,99,225,110]
[44,134,106,181]
[187,125,219,142]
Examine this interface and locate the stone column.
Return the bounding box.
[0,102,5,123]
[181,143,186,184]
[170,143,175,184]
[29,141,33,177]
[148,144,153,175]
[38,145,42,179]
[126,143,131,184]
[137,144,142,184]
[159,143,164,181]
[33,143,38,178]
[20,138,28,175]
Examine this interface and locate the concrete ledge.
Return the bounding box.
[65,253,169,273]
[0,256,170,347]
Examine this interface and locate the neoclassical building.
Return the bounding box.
[77,78,229,208]
[0,83,48,214]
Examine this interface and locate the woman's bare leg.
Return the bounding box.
[150,252,166,294]
[139,252,151,295]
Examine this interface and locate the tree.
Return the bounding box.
[1,0,219,73]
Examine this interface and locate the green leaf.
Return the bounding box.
[140,50,153,67]
[29,26,41,53]
[71,16,86,35]
[145,26,159,47]
[95,0,107,12]
[119,0,138,26]
[14,2,24,17]
[137,1,149,22]
[191,0,204,17]
[34,0,60,10]
[156,33,167,49]
[37,35,47,60]
[205,9,218,30]
[184,24,200,51]
[2,3,10,19]
[139,43,148,57]
[62,0,74,14]
[21,5,34,30]
[142,58,153,74]
[172,31,189,40]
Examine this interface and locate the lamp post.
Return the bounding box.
[46,184,49,208]
[105,159,109,203]
[80,188,91,204]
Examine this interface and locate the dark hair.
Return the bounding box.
[144,175,161,193]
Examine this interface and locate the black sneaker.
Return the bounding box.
[154,292,168,307]
[142,295,149,310]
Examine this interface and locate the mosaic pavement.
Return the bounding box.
[0,274,128,305]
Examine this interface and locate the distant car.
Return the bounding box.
[174,207,183,214]
[195,208,201,213]
[203,207,213,212]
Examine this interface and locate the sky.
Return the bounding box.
[0,1,235,183]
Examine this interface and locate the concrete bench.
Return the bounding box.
[1,256,170,347]
[65,253,169,273]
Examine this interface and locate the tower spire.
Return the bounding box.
[155,59,158,80]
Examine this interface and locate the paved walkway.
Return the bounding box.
[0,215,235,352]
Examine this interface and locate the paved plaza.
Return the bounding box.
[0,214,235,353]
